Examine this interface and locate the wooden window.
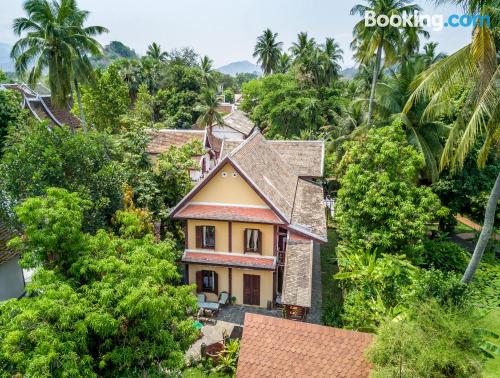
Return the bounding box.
[244,228,262,253]
[277,227,288,252]
[196,270,218,294]
[243,274,260,306]
[196,226,215,249]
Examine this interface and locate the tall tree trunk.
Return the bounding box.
[367,34,384,127]
[461,172,500,283]
[74,79,88,133]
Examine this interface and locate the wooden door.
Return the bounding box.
[243,274,260,306]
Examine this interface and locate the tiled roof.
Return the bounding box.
[0,223,18,265]
[221,110,255,136]
[231,133,298,221]
[146,129,205,155]
[237,313,374,378]
[268,140,324,177]
[207,133,223,154]
[175,204,282,224]
[281,239,313,307]
[182,251,276,270]
[40,97,81,129]
[290,179,327,240]
[220,139,243,158]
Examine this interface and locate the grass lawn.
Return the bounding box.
[320,228,344,326]
[182,367,229,378]
[453,222,477,234]
[478,308,500,378]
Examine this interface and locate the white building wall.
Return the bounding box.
[212,126,245,140]
[0,257,25,301]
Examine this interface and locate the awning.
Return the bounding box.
[182,250,276,270]
[174,204,282,224]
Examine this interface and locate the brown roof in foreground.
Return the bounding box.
[146,129,205,155]
[0,223,18,264]
[175,204,282,224]
[268,140,324,177]
[281,239,313,307]
[182,251,276,270]
[237,314,374,378]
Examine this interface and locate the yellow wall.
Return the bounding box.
[232,222,274,256]
[188,264,274,308]
[187,219,229,252]
[191,163,267,207]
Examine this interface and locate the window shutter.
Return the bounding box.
[213,272,219,295]
[257,230,262,253]
[195,271,203,293]
[195,226,202,248]
[244,229,249,252]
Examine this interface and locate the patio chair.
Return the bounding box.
[218,291,229,306]
[197,293,206,305]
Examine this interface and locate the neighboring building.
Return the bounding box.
[170,131,327,317]
[146,129,215,181]
[0,83,81,130]
[236,313,374,378]
[0,223,25,301]
[211,110,256,141]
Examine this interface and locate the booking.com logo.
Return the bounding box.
[365,11,491,31]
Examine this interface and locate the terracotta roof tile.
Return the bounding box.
[182,251,276,270]
[175,204,282,223]
[146,129,205,155]
[237,314,374,378]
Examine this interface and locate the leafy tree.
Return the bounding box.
[223,87,235,103]
[121,83,155,129]
[335,124,445,256]
[253,28,283,75]
[367,301,485,378]
[0,189,198,376]
[146,41,168,62]
[11,0,108,131]
[0,69,7,82]
[196,90,224,137]
[350,0,421,126]
[0,122,125,231]
[0,90,24,154]
[78,63,130,132]
[404,0,499,283]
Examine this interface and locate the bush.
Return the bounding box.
[367,301,484,378]
[418,238,470,273]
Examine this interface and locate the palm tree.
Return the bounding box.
[290,32,316,61]
[276,52,292,74]
[146,42,168,62]
[139,56,159,95]
[350,0,421,126]
[400,24,430,58]
[323,37,344,78]
[404,0,499,283]
[253,28,283,75]
[199,55,216,89]
[421,42,447,67]
[196,89,224,141]
[11,0,108,131]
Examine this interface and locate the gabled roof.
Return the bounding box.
[146,129,206,156]
[0,223,18,265]
[171,131,327,242]
[219,110,255,136]
[268,140,324,177]
[236,314,373,378]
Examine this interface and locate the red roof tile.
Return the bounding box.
[174,204,282,224]
[182,251,276,270]
[236,313,374,378]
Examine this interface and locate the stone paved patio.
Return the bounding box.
[216,305,282,325]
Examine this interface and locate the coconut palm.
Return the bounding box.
[199,55,216,89]
[276,52,292,74]
[196,89,224,141]
[404,0,499,283]
[146,42,168,62]
[421,42,447,67]
[350,0,422,126]
[253,28,283,75]
[400,24,430,58]
[11,0,108,131]
[323,37,344,78]
[290,32,316,61]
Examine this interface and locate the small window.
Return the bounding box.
[221,172,228,178]
[245,229,262,253]
[202,270,216,292]
[196,226,215,249]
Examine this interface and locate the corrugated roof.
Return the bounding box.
[237,313,374,378]
[281,239,313,307]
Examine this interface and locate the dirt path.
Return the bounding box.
[455,215,500,241]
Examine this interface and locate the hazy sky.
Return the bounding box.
[0,0,471,68]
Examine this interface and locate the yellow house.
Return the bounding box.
[170,132,327,317]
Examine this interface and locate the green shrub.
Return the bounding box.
[418,238,470,273]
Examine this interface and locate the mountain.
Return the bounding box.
[341,67,357,79]
[0,43,14,72]
[216,60,261,76]
[90,41,139,68]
